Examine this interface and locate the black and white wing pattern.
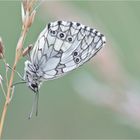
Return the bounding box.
[30,21,106,80]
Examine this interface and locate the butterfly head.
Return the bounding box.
[28,82,39,93]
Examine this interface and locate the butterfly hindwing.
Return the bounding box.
[30,21,106,80]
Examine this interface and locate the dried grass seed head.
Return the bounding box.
[0,37,4,59]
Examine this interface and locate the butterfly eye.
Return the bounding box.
[67,36,73,43]
[58,32,66,39]
[31,83,37,88]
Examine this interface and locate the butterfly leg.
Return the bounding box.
[0,75,15,103]
[8,86,15,103]
[0,75,6,98]
[6,64,24,80]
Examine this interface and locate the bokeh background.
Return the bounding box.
[0,0,140,139]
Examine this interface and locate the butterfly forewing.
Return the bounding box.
[23,21,106,118]
[30,21,106,80]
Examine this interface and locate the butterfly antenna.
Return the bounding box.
[12,81,26,87]
[28,94,36,119]
[35,91,39,116]
[28,91,39,119]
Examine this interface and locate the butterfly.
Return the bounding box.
[23,20,106,118]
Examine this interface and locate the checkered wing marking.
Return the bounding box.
[30,21,106,80]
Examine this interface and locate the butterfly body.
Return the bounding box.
[24,20,106,92]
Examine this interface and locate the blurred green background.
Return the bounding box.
[0,0,140,139]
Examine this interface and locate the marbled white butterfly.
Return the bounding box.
[23,21,106,117]
[24,20,106,93]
